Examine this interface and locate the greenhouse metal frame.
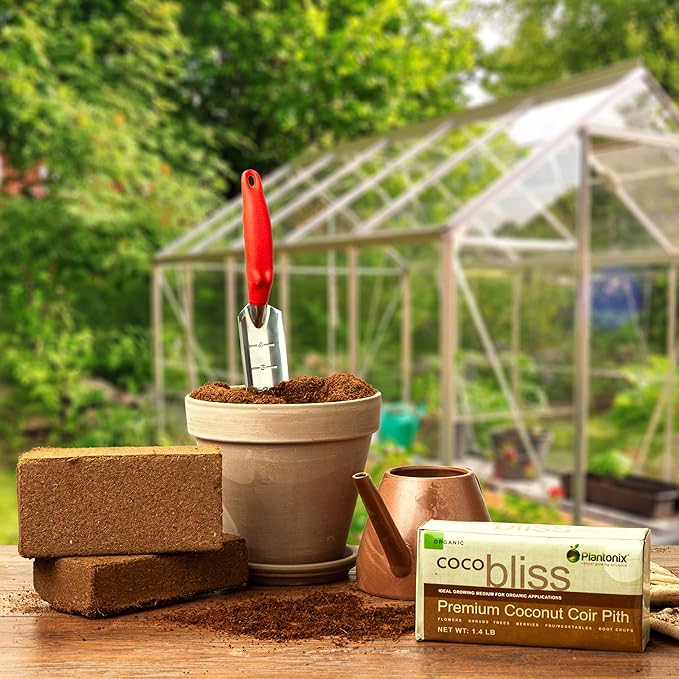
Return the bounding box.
[154,60,679,521]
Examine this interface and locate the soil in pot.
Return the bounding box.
[190,373,376,405]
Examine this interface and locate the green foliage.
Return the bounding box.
[0,0,218,178]
[92,328,152,394]
[606,356,677,431]
[481,0,679,100]
[67,402,156,448]
[487,492,565,525]
[547,355,676,478]
[0,2,479,464]
[0,1,223,463]
[457,349,550,450]
[593,355,679,474]
[588,449,633,479]
[178,0,476,175]
[0,469,17,545]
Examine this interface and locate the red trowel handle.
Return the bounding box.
[241,169,273,306]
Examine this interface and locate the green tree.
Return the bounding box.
[0,0,221,456]
[0,0,478,461]
[179,0,476,177]
[481,0,679,100]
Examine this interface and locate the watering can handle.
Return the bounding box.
[242,169,273,307]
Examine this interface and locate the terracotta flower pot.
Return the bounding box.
[185,391,381,565]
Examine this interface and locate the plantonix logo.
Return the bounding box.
[567,544,580,563]
[567,545,629,564]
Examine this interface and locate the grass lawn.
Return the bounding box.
[0,468,17,544]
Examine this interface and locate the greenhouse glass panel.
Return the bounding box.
[154,62,679,530]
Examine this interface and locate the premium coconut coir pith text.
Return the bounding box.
[416,521,650,652]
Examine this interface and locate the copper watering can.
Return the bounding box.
[352,466,490,600]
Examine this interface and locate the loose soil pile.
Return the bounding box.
[2,588,49,615]
[190,373,376,405]
[163,591,414,642]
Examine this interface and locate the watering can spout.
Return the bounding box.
[352,472,412,579]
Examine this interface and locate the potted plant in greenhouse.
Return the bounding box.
[560,450,679,518]
[489,375,553,481]
[458,350,553,479]
[491,425,552,480]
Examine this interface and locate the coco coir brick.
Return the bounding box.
[33,534,248,617]
[18,446,222,558]
[416,520,650,652]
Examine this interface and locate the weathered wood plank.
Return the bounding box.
[0,546,677,678]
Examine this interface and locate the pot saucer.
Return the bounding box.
[248,545,358,586]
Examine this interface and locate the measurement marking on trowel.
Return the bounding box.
[249,341,276,348]
[257,364,278,370]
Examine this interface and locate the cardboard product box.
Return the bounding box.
[416,520,650,652]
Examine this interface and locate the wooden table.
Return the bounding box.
[1,546,678,678]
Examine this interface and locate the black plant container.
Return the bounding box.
[560,472,679,519]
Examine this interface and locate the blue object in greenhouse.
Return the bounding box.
[378,402,426,448]
[591,267,642,329]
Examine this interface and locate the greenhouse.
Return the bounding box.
[153,60,679,523]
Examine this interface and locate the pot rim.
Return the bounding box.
[185,390,382,443]
[185,390,381,410]
[385,464,474,479]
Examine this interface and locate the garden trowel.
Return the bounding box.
[238,169,289,389]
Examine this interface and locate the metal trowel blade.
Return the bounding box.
[238,304,289,389]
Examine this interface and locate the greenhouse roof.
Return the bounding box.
[156,60,679,266]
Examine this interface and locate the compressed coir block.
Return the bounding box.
[33,534,248,617]
[18,446,222,558]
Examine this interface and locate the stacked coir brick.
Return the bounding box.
[17,446,248,617]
